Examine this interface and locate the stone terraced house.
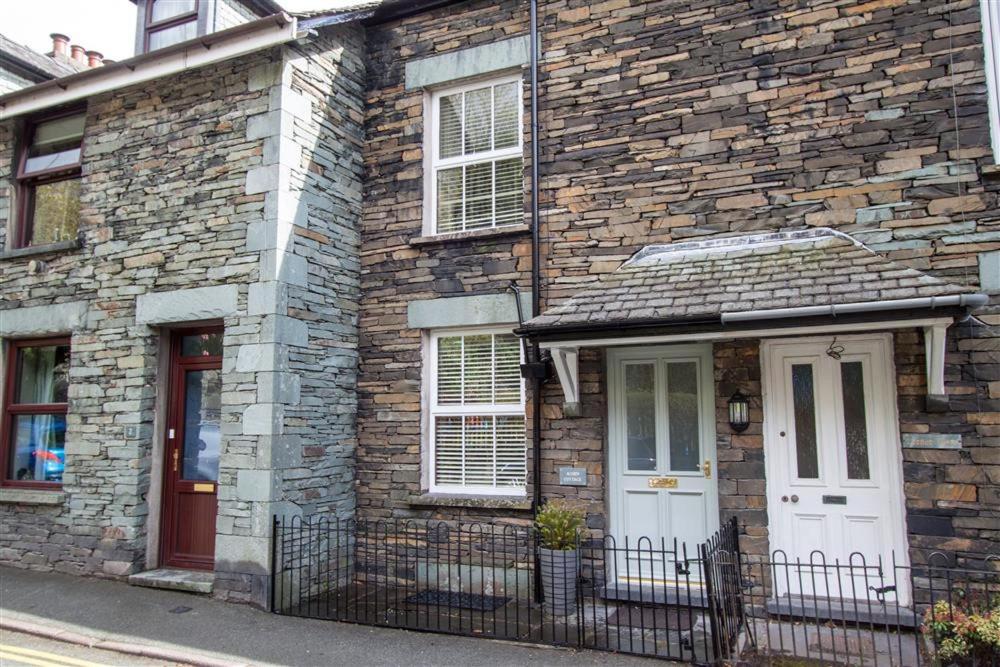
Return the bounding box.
[0,0,998,617]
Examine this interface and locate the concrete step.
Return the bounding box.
[129,568,213,595]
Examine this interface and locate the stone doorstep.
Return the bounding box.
[766,595,920,629]
[128,568,214,595]
[601,581,709,608]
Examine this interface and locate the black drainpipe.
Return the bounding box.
[528,0,544,604]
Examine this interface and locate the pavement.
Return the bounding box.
[0,567,656,667]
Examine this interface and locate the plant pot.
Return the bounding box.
[539,547,579,616]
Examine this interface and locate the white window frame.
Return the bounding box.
[982,0,1000,161]
[424,326,527,496]
[423,74,525,236]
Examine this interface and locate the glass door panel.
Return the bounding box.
[624,363,656,471]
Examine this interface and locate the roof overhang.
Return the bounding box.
[0,13,301,120]
[530,311,967,417]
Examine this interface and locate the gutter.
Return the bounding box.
[517,294,989,339]
[718,294,989,324]
[0,13,300,120]
[528,0,545,605]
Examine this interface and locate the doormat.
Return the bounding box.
[404,590,511,611]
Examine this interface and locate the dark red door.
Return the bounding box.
[160,328,223,570]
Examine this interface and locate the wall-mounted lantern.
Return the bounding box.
[728,391,750,433]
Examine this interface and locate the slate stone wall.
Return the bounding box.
[359,0,534,520]
[0,30,366,602]
[0,55,269,580]
[359,0,999,559]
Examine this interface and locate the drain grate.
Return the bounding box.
[404,590,511,611]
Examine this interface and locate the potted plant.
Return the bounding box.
[535,500,585,616]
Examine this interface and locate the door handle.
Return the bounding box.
[700,460,711,479]
[790,494,799,503]
[172,449,179,473]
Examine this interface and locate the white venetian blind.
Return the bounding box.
[432,331,526,492]
[433,78,524,234]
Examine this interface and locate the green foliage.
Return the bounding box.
[535,501,585,551]
[922,592,1000,664]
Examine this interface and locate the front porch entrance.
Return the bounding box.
[761,334,909,605]
[159,328,223,571]
[607,344,718,584]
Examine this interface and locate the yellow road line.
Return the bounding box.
[0,644,109,667]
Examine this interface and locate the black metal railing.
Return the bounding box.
[740,551,1000,666]
[271,516,999,665]
[272,516,733,662]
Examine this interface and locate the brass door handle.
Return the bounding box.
[172,449,179,472]
[701,460,711,479]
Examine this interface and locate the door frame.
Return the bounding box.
[606,343,719,557]
[760,333,910,596]
[159,325,223,571]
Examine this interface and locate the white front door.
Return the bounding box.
[608,344,718,583]
[762,334,910,605]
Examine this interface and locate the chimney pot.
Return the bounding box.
[50,33,69,57]
[86,50,103,68]
[70,44,86,63]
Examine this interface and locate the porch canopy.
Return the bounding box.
[516,228,988,412]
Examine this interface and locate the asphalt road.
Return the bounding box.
[1,567,660,667]
[0,629,180,667]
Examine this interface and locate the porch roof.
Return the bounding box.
[519,228,985,336]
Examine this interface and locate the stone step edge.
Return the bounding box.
[128,570,214,595]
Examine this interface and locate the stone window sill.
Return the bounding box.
[0,239,82,261]
[408,493,532,511]
[0,487,65,506]
[410,224,531,247]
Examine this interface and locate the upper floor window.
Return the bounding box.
[427,329,526,495]
[145,0,199,51]
[428,76,524,234]
[2,339,71,487]
[15,110,84,248]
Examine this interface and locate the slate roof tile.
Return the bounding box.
[522,228,982,331]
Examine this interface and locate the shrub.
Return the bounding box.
[922,592,1000,665]
[535,501,585,551]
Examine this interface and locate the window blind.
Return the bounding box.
[433,79,523,234]
[431,331,526,492]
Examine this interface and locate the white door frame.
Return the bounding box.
[607,343,719,573]
[761,333,910,603]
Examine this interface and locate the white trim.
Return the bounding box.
[550,347,580,412]
[424,74,524,236]
[981,0,1000,162]
[760,334,910,605]
[424,325,526,496]
[0,16,299,120]
[924,323,949,397]
[540,317,955,404]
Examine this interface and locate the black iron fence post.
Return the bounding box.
[700,540,722,663]
[270,514,278,613]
